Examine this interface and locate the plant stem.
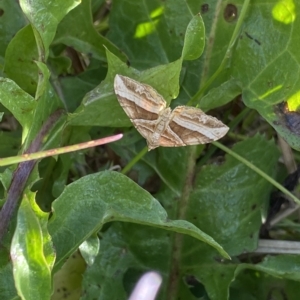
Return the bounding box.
[213,141,300,205]
[0,110,63,243]
[0,134,123,167]
[121,146,148,175]
[167,146,197,299]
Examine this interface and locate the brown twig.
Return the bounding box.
[0,109,64,244]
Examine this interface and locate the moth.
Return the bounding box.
[114,74,229,150]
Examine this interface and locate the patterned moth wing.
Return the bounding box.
[155,106,229,148]
[114,75,229,150]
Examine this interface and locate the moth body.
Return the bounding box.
[149,108,172,149]
[113,74,229,151]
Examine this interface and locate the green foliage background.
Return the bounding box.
[0,0,300,300]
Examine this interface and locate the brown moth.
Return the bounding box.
[114,74,229,150]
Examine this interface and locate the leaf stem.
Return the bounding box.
[121,146,148,175]
[213,141,300,205]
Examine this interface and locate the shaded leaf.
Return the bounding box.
[54,0,126,62]
[48,171,229,271]
[0,78,36,129]
[19,0,80,58]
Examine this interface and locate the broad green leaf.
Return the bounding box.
[0,131,20,159]
[4,25,38,95]
[227,2,300,149]
[19,0,80,59]
[240,255,300,281]
[81,224,134,299]
[54,0,126,62]
[182,14,205,61]
[0,78,36,135]
[11,193,53,300]
[107,0,193,68]
[233,268,300,300]
[69,9,207,127]
[0,262,17,300]
[48,171,229,271]
[200,78,242,111]
[78,132,282,300]
[172,135,280,300]
[105,134,279,300]
[189,135,280,256]
[0,1,26,74]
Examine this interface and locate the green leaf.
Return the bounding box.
[68,11,208,128]
[79,234,100,266]
[19,0,80,59]
[200,78,242,111]
[48,171,229,271]
[233,268,300,300]
[0,78,36,130]
[52,251,86,300]
[190,135,280,255]
[81,223,154,299]
[171,135,280,300]
[23,62,63,149]
[54,0,126,62]
[228,2,300,149]
[4,25,38,95]
[107,0,194,68]
[110,138,193,195]
[0,261,17,300]
[11,193,53,300]
[243,255,300,281]
[0,1,26,74]
[68,49,182,126]
[182,14,205,61]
